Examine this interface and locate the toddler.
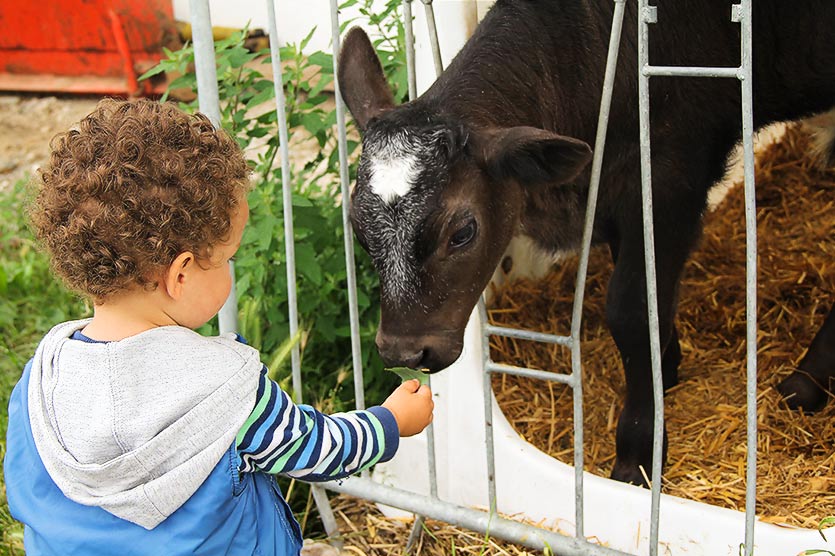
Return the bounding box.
[4,98,434,555]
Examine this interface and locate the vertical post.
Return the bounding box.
[330,0,366,412]
[190,0,238,335]
[403,4,440,545]
[402,0,417,100]
[734,1,758,553]
[265,0,302,404]
[420,0,444,75]
[479,301,498,516]
[569,0,627,540]
[637,2,664,554]
[267,0,340,541]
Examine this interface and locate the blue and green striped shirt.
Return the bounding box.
[235,367,399,481]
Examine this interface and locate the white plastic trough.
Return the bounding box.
[372,308,834,556]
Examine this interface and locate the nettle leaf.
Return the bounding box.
[387,367,430,386]
[294,242,323,286]
[252,214,281,251]
[307,51,334,74]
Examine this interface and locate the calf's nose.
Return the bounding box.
[376,331,426,369]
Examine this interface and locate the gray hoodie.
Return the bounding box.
[27,319,263,530]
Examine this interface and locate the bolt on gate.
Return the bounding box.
[188,0,778,554]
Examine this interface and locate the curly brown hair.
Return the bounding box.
[31,98,251,301]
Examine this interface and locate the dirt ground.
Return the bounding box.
[0,94,102,192]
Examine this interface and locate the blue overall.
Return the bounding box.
[5,360,304,556]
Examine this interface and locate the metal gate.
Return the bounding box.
[188,1,766,554]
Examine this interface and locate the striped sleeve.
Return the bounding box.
[235,368,400,481]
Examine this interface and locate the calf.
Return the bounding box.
[337,0,835,485]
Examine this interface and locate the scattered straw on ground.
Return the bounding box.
[329,495,558,555]
[488,122,835,529]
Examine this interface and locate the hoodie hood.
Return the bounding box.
[27,319,262,530]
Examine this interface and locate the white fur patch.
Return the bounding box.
[369,154,419,204]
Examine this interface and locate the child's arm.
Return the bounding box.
[236,370,432,482]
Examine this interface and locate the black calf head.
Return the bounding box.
[338,28,591,371]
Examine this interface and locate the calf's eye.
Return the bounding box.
[449,220,477,249]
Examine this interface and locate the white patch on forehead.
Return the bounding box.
[369,154,419,204]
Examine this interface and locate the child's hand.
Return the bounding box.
[382,379,434,437]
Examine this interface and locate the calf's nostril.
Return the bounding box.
[401,348,425,370]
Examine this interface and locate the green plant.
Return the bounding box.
[800,516,835,555]
[0,176,89,555]
[142,0,408,411]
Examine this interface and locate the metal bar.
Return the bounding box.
[419,1,442,502]
[330,0,366,411]
[400,3,438,544]
[484,324,572,346]
[479,300,498,515]
[637,3,664,554]
[190,0,239,335]
[311,484,342,549]
[736,1,758,554]
[643,65,741,78]
[266,0,302,404]
[420,0,444,75]
[486,362,574,385]
[406,514,425,552]
[322,476,632,556]
[268,0,340,539]
[568,0,627,538]
[402,0,417,100]
[190,0,221,127]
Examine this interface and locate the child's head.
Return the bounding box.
[31,98,251,311]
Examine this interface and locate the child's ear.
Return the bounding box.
[163,252,193,300]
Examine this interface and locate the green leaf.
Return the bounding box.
[307,52,334,73]
[386,367,430,386]
[820,516,835,541]
[266,329,303,382]
[138,64,167,81]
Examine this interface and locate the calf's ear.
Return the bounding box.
[337,27,396,130]
[473,126,592,186]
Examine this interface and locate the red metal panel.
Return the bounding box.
[0,0,180,96]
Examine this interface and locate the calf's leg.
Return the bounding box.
[605,193,702,486]
[778,307,835,412]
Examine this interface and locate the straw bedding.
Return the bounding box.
[488,122,835,529]
[332,122,833,554]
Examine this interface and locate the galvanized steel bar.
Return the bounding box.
[637,3,665,554]
[190,0,221,127]
[479,299,498,515]
[484,324,572,346]
[402,0,417,100]
[269,0,340,539]
[266,0,302,404]
[190,0,239,335]
[568,0,627,539]
[486,362,574,385]
[420,0,444,75]
[399,2,439,546]
[734,1,758,553]
[422,0,441,500]
[330,0,366,411]
[643,65,741,79]
[323,476,632,556]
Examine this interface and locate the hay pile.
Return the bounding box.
[489,122,835,528]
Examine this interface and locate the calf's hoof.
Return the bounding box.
[777,371,829,413]
[610,459,652,488]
